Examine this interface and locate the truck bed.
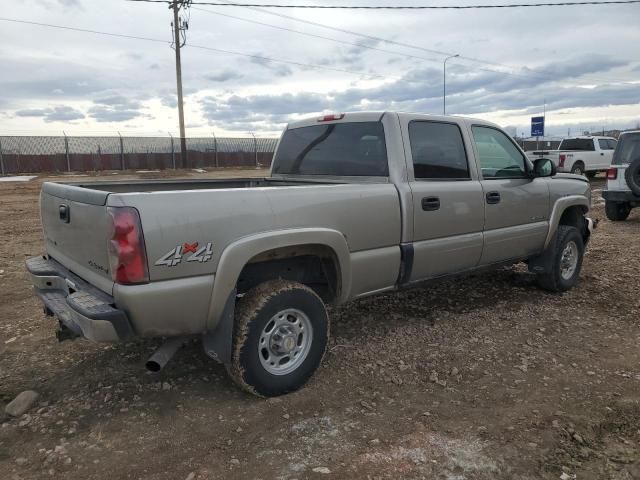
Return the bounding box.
[66,177,341,195]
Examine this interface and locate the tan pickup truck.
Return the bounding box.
[27,112,594,397]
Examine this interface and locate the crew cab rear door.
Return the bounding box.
[400,116,484,280]
[597,138,616,169]
[469,124,550,265]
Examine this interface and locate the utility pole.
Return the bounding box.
[171,0,189,167]
[443,54,459,115]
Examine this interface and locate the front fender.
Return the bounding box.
[544,195,589,249]
[205,228,351,331]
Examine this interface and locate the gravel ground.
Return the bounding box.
[0,170,638,480]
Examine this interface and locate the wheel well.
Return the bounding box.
[559,205,588,239]
[236,245,340,304]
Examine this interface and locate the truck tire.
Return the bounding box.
[624,157,640,196]
[535,225,584,292]
[605,201,631,221]
[570,162,585,176]
[226,279,329,397]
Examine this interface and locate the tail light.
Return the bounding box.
[606,168,618,180]
[558,154,566,168]
[107,207,149,284]
[317,113,345,122]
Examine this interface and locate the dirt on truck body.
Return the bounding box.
[1,170,639,480]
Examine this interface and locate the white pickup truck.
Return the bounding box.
[527,136,617,177]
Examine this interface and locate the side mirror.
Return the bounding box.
[533,158,556,178]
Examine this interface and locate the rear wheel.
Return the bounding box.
[570,162,585,176]
[535,225,584,292]
[605,201,631,221]
[226,280,329,397]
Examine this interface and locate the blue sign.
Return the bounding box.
[531,116,545,137]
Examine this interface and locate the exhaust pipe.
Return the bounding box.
[145,337,188,373]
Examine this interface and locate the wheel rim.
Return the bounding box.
[258,308,313,376]
[560,241,579,280]
[573,166,583,175]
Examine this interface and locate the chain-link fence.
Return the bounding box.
[0,135,279,175]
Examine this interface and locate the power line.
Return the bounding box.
[192,7,442,64]
[0,17,384,79]
[234,3,634,84]
[127,0,640,9]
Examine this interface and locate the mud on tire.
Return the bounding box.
[535,225,584,292]
[226,280,329,397]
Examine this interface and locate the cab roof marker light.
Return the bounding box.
[317,113,345,122]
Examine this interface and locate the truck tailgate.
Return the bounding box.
[40,183,114,294]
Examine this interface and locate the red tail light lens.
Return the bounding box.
[107,207,149,285]
[606,168,618,180]
[559,154,566,167]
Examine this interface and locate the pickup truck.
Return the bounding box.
[26,112,595,397]
[527,136,617,177]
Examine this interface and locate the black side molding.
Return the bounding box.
[397,243,414,286]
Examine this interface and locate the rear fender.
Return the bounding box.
[205,228,351,332]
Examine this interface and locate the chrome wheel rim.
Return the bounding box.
[560,241,579,280]
[258,308,313,376]
[573,166,584,175]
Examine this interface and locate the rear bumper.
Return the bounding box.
[26,256,134,342]
[602,190,640,203]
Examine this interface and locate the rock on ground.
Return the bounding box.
[5,390,39,417]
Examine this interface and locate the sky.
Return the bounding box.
[0,0,638,138]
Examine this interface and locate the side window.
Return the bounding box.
[607,139,618,150]
[471,126,527,179]
[409,121,469,179]
[598,139,614,150]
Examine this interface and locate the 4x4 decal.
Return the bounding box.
[155,242,213,267]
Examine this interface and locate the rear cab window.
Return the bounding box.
[559,138,595,151]
[272,122,388,176]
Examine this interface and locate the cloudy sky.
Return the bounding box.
[1,0,638,137]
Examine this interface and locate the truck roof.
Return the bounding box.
[562,135,617,140]
[286,111,499,130]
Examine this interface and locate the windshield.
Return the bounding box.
[272,122,388,176]
[612,132,640,165]
[559,139,595,151]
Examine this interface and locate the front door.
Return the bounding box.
[469,125,550,265]
[404,119,484,281]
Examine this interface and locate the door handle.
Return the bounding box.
[59,204,70,223]
[486,191,501,204]
[421,196,440,211]
[600,152,604,156]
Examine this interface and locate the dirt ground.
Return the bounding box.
[0,169,639,480]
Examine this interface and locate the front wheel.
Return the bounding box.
[226,280,329,397]
[536,225,584,292]
[605,201,631,221]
